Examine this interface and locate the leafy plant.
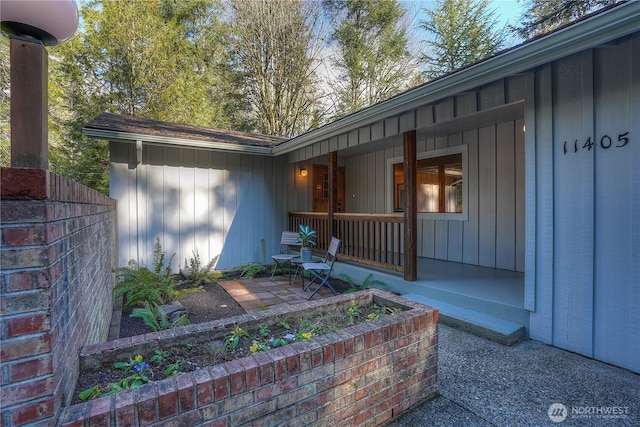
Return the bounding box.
[296,224,317,247]
[339,273,387,293]
[223,326,250,350]
[239,262,266,279]
[183,248,221,286]
[114,237,179,309]
[130,302,190,332]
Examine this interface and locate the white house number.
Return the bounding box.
[563,131,629,155]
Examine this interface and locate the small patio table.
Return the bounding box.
[290,255,322,288]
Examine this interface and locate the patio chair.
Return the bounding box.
[270,231,301,281]
[302,236,341,300]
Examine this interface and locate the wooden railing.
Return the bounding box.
[289,212,404,273]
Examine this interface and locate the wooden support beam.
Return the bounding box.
[328,151,338,239]
[10,38,49,169]
[403,130,417,281]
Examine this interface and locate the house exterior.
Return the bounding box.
[84,2,639,373]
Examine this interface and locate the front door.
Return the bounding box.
[312,164,345,213]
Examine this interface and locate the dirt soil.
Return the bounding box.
[118,280,247,339]
[74,277,392,404]
[118,274,352,339]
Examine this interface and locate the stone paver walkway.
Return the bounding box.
[218,275,334,312]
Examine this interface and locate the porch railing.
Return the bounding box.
[289,212,404,273]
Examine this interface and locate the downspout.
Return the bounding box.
[135,140,142,263]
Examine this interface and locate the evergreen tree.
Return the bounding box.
[48,0,237,193]
[512,0,623,39]
[325,0,414,117]
[420,0,506,80]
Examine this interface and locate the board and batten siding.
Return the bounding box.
[289,76,526,273]
[110,142,289,271]
[528,34,640,373]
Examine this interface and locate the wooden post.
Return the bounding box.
[328,151,338,240]
[403,130,417,281]
[10,38,49,169]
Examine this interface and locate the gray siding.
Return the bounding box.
[528,34,640,373]
[110,143,288,270]
[291,77,526,273]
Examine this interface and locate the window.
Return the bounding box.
[393,151,464,215]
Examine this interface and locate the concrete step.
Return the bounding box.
[402,293,526,346]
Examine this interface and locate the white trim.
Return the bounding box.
[387,145,469,221]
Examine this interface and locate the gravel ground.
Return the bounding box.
[387,324,640,427]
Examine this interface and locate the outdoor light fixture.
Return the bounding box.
[1,0,79,46]
[1,0,79,169]
[299,168,308,177]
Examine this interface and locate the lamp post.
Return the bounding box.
[1,0,79,169]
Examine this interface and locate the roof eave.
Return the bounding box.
[82,128,275,156]
[272,1,640,156]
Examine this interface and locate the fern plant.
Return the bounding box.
[339,273,387,293]
[130,302,190,332]
[183,248,221,286]
[114,237,179,309]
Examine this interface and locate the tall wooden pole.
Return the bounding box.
[403,130,417,281]
[328,151,338,240]
[10,38,49,169]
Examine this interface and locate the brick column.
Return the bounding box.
[0,168,118,426]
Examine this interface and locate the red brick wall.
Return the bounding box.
[1,168,118,426]
[60,290,438,426]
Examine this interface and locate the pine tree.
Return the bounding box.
[420,0,506,80]
[512,0,623,40]
[325,0,414,117]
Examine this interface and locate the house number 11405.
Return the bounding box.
[563,131,629,155]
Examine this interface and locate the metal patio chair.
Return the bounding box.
[302,236,341,300]
[270,231,301,281]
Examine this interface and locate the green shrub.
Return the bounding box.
[339,273,387,293]
[114,237,179,309]
[130,302,190,332]
[183,248,221,286]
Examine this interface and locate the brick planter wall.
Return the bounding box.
[0,168,118,426]
[61,289,438,426]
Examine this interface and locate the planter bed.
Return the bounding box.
[61,289,438,426]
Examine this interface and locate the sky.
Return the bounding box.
[407,0,528,45]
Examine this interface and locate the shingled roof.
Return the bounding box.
[84,112,286,151]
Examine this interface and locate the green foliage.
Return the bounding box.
[239,262,267,279]
[261,239,267,265]
[324,0,414,116]
[511,0,622,39]
[183,248,221,286]
[47,0,244,193]
[130,302,191,332]
[223,326,250,350]
[80,354,152,400]
[339,273,387,293]
[0,38,10,168]
[296,224,317,247]
[420,0,506,80]
[114,238,178,309]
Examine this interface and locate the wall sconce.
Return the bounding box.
[299,168,308,177]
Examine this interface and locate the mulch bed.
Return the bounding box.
[117,274,351,339]
[74,276,390,404]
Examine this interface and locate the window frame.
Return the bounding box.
[386,144,468,221]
